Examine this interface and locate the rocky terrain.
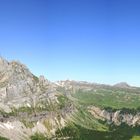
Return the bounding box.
[88,106,140,126]
[0,57,140,140]
[0,57,75,140]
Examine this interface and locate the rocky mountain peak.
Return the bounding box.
[114,82,130,88]
[0,58,35,88]
[0,57,9,71]
[0,58,53,110]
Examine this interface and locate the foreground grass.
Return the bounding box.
[131,136,140,140]
[0,136,9,140]
[30,133,48,140]
[55,123,140,140]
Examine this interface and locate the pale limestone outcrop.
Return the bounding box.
[88,106,140,126]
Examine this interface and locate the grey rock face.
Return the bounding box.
[0,57,69,140]
[0,57,58,110]
[88,106,140,126]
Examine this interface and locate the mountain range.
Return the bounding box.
[0,57,140,140]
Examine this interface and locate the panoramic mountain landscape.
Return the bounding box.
[0,57,140,140]
[1,0,140,139]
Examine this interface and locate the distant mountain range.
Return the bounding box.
[113,82,130,88]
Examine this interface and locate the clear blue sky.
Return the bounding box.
[0,0,140,86]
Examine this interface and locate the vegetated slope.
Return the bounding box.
[55,81,140,140]
[0,57,140,140]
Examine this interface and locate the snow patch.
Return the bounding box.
[0,123,5,129]
[26,103,31,108]
[3,122,14,130]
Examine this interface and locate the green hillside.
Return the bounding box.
[54,86,140,140]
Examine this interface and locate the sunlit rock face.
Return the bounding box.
[0,57,57,108]
[0,57,74,140]
[88,106,140,126]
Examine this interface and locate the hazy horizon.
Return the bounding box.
[0,0,140,86]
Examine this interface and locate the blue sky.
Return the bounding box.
[0,0,140,86]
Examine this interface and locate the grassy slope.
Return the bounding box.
[131,136,140,140]
[0,136,9,140]
[56,86,140,140]
[56,123,140,140]
[72,88,140,109]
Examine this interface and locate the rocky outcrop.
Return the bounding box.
[88,106,140,126]
[113,82,130,88]
[0,57,58,110]
[0,57,73,140]
[0,115,66,140]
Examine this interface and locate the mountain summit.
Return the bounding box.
[114,82,130,88]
